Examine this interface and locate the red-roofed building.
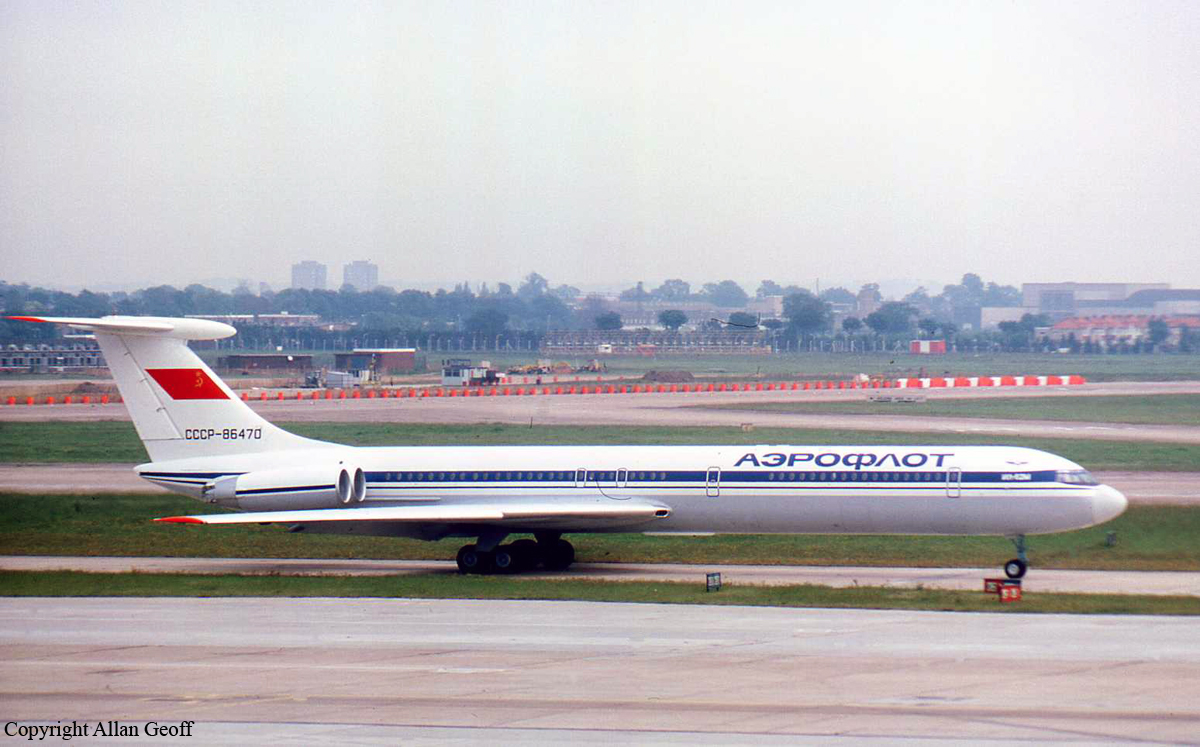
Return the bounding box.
[1048,315,1200,349]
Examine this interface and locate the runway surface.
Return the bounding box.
[3,380,1200,443]
[2,597,1197,743]
[6,555,1200,596]
[3,463,1197,505]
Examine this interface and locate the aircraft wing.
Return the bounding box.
[155,499,671,529]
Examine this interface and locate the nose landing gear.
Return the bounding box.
[1004,534,1029,579]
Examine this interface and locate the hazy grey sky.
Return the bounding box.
[2,1,1197,294]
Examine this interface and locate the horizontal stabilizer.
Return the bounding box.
[6,315,235,340]
[156,500,672,527]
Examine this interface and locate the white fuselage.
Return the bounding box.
[140,443,1127,540]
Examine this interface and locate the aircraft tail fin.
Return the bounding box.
[8,316,331,462]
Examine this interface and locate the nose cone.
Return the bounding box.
[1093,484,1128,525]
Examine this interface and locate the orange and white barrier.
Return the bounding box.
[1,374,1087,405]
[893,375,1086,389]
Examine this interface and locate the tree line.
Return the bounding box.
[12,272,1184,354]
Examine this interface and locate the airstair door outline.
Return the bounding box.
[706,467,721,497]
[946,467,962,498]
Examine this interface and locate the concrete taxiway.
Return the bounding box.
[5,555,1200,596]
[2,597,1198,743]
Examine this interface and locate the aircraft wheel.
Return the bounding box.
[493,546,518,574]
[542,539,575,572]
[456,545,492,575]
[1004,558,1028,579]
[509,539,539,571]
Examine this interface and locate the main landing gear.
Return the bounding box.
[455,532,575,575]
[1004,534,1029,579]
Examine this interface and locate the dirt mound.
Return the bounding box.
[641,370,695,383]
[72,381,111,394]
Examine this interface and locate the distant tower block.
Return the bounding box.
[291,261,327,291]
[343,260,379,291]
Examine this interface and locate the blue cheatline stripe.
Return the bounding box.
[362,469,1066,487]
[236,484,337,496]
[147,470,1078,492]
[366,483,1085,493]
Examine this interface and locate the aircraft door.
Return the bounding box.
[607,468,630,500]
[946,467,962,498]
[706,467,720,497]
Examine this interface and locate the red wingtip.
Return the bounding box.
[6,316,47,323]
[154,516,205,524]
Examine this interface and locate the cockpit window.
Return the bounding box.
[1057,470,1099,485]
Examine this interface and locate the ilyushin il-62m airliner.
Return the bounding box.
[13,315,1127,578]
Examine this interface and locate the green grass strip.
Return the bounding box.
[4,494,1197,572]
[703,393,1200,426]
[3,570,1197,616]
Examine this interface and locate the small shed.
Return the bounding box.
[909,340,946,354]
[217,353,313,371]
[334,348,417,375]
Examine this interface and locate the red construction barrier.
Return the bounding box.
[311,391,321,400]
[338,390,346,399]
[513,387,522,396]
[1068,375,1086,384]
[1022,375,1040,386]
[25,397,33,405]
[324,390,333,399]
[1000,376,1017,386]
[367,390,376,398]
[81,395,91,404]
[954,377,970,387]
[260,392,268,401]
[5,396,15,406]
[930,378,947,388]
[241,392,249,401]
